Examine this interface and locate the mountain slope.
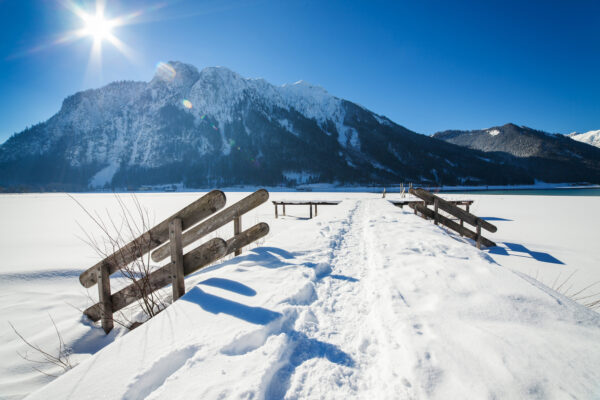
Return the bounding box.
[433,123,600,183]
[568,130,600,148]
[0,63,594,190]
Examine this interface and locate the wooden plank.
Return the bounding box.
[79,190,227,288]
[97,264,113,333]
[84,238,227,322]
[151,189,269,262]
[410,188,497,233]
[233,216,242,256]
[434,198,439,226]
[224,222,270,256]
[169,218,185,300]
[309,203,313,219]
[283,204,286,216]
[315,203,318,217]
[409,203,496,248]
[476,221,482,250]
[274,203,278,218]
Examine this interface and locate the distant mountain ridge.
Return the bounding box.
[433,123,600,183]
[0,62,598,190]
[568,130,600,148]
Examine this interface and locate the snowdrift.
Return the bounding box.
[21,198,600,399]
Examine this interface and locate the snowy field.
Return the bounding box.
[0,191,599,399]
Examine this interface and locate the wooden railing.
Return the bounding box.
[79,189,270,333]
[408,188,497,249]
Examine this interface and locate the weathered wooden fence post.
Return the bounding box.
[169,218,185,300]
[283,204,286,216]
[315,203,318,217]
[476,221,482,249]
[309,203,313,219]
[97,264,113,334]
[234,215,242,256]
[274,203,278,218]
[434,198,439,225]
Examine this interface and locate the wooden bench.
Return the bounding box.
[272,201,341,219]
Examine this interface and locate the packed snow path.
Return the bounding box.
[28,199,600,399]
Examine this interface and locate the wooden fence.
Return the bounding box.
[79,189,270,333]
[408,188,497,249]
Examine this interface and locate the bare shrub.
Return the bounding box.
[538,270,600,312]
[70,193,168,328]
[10,315,75,377]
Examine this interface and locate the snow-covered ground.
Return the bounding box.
[0,192,599,399]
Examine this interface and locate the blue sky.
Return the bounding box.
[1,0,599,144]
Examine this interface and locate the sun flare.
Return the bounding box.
[82,13,114,42]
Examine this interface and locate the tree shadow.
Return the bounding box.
[199,277,256,296]
[181,287,281,325]
[487,242,564,265]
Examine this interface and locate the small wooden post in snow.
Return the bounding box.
[97,264,113,334]
[169,218,185,300]
[234,215,242,256]
[434,198,439,225]
[476,221,482,249]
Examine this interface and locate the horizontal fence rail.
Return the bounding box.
[79,190,227,288]
[408,188,497,249]
[79,189,270,333]
[151,189,269,262]
[84,238,227,322]
[410,188,497,233]
[408,202,496,248]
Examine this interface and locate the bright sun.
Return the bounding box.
[83,14,113,41]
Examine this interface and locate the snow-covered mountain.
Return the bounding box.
[568,130,600,148]
[0,62,597,190]
[433,123,600,183]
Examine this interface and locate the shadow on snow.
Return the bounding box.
[487,242,564,265]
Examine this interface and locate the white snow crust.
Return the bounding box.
[0,193,597,400]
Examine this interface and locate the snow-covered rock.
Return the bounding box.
[568,129,600,148]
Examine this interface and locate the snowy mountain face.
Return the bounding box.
[568,130,600,148]
[0,62,594,190]
[433,123,600,183]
